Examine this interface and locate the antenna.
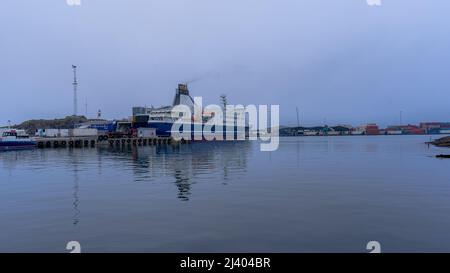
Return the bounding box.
[72,65,78,116]
[220,95,228,124]
[400,110,403,125]
[85,98,88,117]
[296,107,300,127]
[220,94,227,109]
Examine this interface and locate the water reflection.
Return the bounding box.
[2,136,450,252]
[174,169,191,201]
[102,141,252,201]
[67,149,81,226]
[72,174,80,226]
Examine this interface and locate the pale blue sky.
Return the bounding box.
[1,0,449,127]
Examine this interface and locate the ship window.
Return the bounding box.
[3,132,16,137]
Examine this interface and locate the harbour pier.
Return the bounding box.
[35,136,186,149]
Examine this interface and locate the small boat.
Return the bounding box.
[0,130,37,151]
[436,154,450,159]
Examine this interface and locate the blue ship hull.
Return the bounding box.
[0,141,37,151]
[146,121,248,139]
[146,121,173,137]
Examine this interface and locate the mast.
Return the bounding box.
[220,95,228,124]
[220,94,227,109]
[72,65,78,116]
[85,98,88,117]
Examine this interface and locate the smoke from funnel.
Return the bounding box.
[184,71,221,84]
[185,77,201,84]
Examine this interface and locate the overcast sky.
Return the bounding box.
[1,0,449,127]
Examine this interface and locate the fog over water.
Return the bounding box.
[1,0,450,126]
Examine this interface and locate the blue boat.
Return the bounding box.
[0,130,37,151]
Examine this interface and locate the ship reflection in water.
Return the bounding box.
[1,136,450,252]
[101,142,251,201]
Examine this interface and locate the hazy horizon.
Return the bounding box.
[1,0,450,127]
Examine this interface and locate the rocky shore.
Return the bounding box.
[430,136,450,148]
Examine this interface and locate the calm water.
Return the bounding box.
[0,136,449,253]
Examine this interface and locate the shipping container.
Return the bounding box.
[35,128,69,137]
[45,129,60,137]
[387,130,402,135]
[365,124,380,135]
[59,129,69,137]
[69,128,98,137]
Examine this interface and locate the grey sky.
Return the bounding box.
[1,0,449,127]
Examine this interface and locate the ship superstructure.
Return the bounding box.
[134,84,247,139]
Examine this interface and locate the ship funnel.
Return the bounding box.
[173,83,194,107]
[178,84,189,93]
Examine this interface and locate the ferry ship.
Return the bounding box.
[133,84,248,139]
[0,130,37,151]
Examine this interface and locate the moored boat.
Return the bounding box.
[135,83,248,139]
[0,130,37,151]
